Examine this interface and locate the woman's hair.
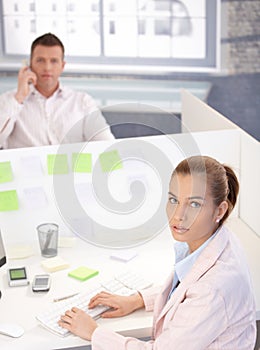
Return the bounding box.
[31,33,65,58]
[172,156,239,225]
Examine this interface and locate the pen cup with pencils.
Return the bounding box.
[37,223,59,258]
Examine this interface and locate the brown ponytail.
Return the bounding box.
[221,165,239,224]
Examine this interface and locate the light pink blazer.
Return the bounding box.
[92,226,256,349]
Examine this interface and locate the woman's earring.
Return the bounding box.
[216,218,220,223]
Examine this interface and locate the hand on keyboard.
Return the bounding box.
[59,306,98,341]
[36,271,153,337]
[58,290,145,341]
[88,290,145,318]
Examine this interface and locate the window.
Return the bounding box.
[0,0,219,72]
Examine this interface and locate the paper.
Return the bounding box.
[7,245,34,259]
[99,150,123,172]
[47,154,69,175]
[58,236,76,248]
[23,187,48,209]
[110,250,138,262]
[0,161,13,183]
[0,190,19,211]
[72,153,92,173]
[20,156,43,177]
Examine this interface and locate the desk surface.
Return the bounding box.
[0,134,259,349]
[0,218,259,350]
[0,225,173,350]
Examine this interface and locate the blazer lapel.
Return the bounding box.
[153,226,229,336]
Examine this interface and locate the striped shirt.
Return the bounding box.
[0,84,114,149]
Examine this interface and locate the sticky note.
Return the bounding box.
[47,154,69,175]
[99,150,123,172]
[20,156,43,177]
[58,236,76,248]
[7,245,34,259]
[0,190,19,211]
[41,256,70,272]
[72,153,92,173]
[23,186,48,209]
[0,161,13,183]
[68,266,99,281]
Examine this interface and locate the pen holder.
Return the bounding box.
[37,223,59,258]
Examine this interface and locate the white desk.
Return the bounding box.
[0,226,173,350]
[0,132,259,349]
[0,217,258,350]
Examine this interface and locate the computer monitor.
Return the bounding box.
[0,230,7,299]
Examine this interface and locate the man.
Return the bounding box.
[0,33,114,149]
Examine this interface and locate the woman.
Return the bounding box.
[59,156,256,349]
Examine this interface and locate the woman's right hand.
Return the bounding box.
[88,291,145,318]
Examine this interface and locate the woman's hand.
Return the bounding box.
[59,307,97,341]
[58,292,145,340]
[89,291,145,318]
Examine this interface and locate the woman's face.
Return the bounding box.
[166,173,224,252]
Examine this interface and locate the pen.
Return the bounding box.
[53,293,79,302]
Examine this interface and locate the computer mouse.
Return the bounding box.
[0,322,24,338]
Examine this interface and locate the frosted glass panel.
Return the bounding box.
[1,0,218,70]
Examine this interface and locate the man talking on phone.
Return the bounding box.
[0,33,114,149]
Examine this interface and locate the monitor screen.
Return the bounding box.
[0,230,6,268]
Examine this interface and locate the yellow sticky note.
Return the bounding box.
[68,266,99,281]
[72,153,92,173]
[0,190,19,211]
[99,150,123,172]
[47,154,69,175]
[0,161,13,183]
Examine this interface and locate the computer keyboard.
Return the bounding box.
[36,271,153,337]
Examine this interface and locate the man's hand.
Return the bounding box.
[15,66,37,104]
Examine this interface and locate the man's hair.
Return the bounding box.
[30,33,65,58]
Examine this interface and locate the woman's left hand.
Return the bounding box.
[59,307,98,340]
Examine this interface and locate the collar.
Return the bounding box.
[29,82,64,99]
[174,228,219,283]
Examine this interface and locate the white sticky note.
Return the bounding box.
[110,250,138,262]
[58,236,76,248]
[41,256,70,272]
[7,245,35,259]
[23,186,48,209]
[20,155,43,177]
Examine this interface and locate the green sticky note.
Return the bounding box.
[0,161,13,183]
[0,190,19,211]
[99,150,123,172]
[68,266,99,281]
[72,153,92,173]
[47,154,69,175]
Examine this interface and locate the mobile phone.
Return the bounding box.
[8,267,29,287]
[32,274,51,292]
